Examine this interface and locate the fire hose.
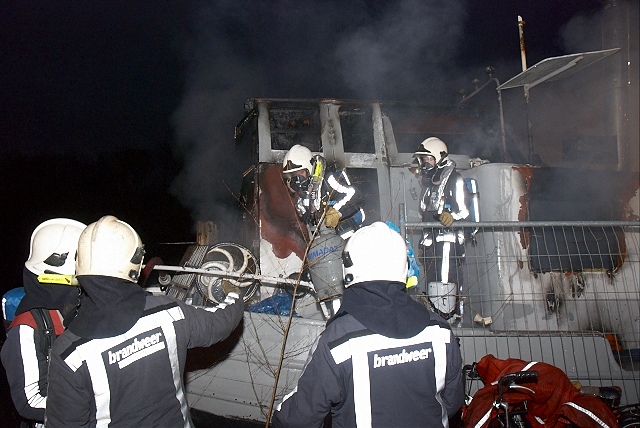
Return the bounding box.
[149,264,316,292]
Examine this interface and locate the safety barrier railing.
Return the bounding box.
[401,219,640,404]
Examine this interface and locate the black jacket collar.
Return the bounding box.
[68,275,146,339]
[330,281,447,339]
[16,268,80,322]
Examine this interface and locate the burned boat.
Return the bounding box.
[148,88,639,423]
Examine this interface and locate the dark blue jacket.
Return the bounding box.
[272,281,464,428]
[45,276,243,428]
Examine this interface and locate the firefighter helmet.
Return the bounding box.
[414,137,448,166]
[342,222,408,287]
[25,218,87,276]
[76,215,145,283]
[282,144,314,175]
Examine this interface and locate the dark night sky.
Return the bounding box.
[0,0,606,294]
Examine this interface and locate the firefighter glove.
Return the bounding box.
[438,212,454,228]
[324,207,341,228]
[221,279,241,299]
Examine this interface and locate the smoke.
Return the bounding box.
[170,0,469,229]
[559,8,603,53]
[170,2,265,227]
[336,0,467,101]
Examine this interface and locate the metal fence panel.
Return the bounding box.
[403,221,640,405]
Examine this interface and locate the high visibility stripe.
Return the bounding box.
[62,305,187,427]
[329,325,451,427]
[432,333,450,427]
[18,326,47,410]
[441,241,451,284]
[275,386,298,412]
[565,402,611,428]
[330,339,352,365]
[451,177,469,220]
[160,316,190,428]
[474,407,493,428]
[339,171,352,185]
[86,348,112,427]
[327,174,355,212]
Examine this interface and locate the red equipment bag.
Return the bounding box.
[462,354,619,428]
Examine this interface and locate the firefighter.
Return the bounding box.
[1,218,86,428]
[282,144,364,238]
[412,137,471,320]
[271,222,464,428]
[282,145,365,318]
[45,215,244,427]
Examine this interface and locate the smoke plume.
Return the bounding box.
[170,0,468,230]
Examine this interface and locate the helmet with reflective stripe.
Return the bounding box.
[76,215,145,282]
[282,144,314,175]
[25,218,87,276]
[414,137,448,166]
[342,222,408,287]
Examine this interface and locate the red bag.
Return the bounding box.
[462,354,619,428]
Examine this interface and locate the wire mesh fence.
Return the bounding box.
[403,220,640,404]
[165,220,639,408]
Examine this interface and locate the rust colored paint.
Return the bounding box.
[139,256,165,287]
[610,173,637,273]
[514,165,535,250]
[605,173,637,273]
[259,164,309,260]
[612,227,627,274]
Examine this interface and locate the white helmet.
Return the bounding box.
[76,215,145,282]
[25,218,87,276]
[414,137,448,166]
[342,222,408,287]
[282,144,313,175]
